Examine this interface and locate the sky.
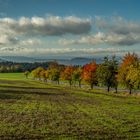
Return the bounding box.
[0,0,140,58]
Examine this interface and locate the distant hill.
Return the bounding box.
[57,57,103,66]
[0,56,46,63]
[0,56,98,65]
[0,56,121,66]
[0,58,6,62]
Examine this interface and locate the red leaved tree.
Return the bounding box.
[82,61,97,89]
[61,66,75,86]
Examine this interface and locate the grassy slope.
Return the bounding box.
[0,73,140,139]
[0,73,26,80]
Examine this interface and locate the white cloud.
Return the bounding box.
[95,16,140,35]
[20,39,41,46]
[0,15,91,48]
[0,46,24,51]
[59,32,105,45]
[0,16,92,37]
[0,47,121,55]
[0,34,41,47]
[59,16,140,46]
[1,15,140,48]
[0,35,18,45]
[60,31,140,46]
[0,15,140,57]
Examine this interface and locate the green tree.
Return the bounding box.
[24,71,30,78]
[49,68,61,84]
[97,56,118,92]
[72,67,83,87]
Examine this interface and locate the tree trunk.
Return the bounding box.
[74,81,76,87]
[69,80,72,87]
[129,88,132,94]
[115,87,117,93]
[57,80,59,85]
[137,83,140,89]
[79,81,81,88]
[107,86,110,92]
[91,83,94,89]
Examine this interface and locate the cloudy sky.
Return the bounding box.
[0,0,140,58]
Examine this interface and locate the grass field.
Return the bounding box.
[0,73,26,80]
[0,73,140,139]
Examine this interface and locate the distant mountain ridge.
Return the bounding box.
[0,58,6,62]
[0,56,121,65]
[0,56,45,63]
[57,57,101,66]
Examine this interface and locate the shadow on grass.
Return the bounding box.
[0,87,69,100]
[0,83,137,101]
[0,93,23,100]
[0,85,48,90]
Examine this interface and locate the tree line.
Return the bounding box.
[0,61,58,73]
[30,53,140,94]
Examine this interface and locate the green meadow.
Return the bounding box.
[0,73,140,139]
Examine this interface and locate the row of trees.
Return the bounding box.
[30,53,140,94]
[0,61,56,73]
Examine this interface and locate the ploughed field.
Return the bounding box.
[0,73,140,139]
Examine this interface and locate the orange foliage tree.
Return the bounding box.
[118,53,139,94]
[61,66,75,86]
[82,62,97,89]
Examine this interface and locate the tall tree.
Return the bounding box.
[97,56,118,92]
[126,65,140,90]
[40,70,47,82]
[118,53,139,94]
[82,62,97,89]
[49,68,61,84]
[31,67,45,80]
[61,66,75,86]
[72,67,83,87]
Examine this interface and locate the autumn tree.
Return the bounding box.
[118,53,139,94]
[61,66,75,86]
[39,69,48,82]
[72,67,83,87]
[31,67,45,80]
[44,70,50,83]
[126,65,140,90]
[97,56,118,92]
[47,63,64,84]
[82,62,97,89]
[49,68,61,84]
